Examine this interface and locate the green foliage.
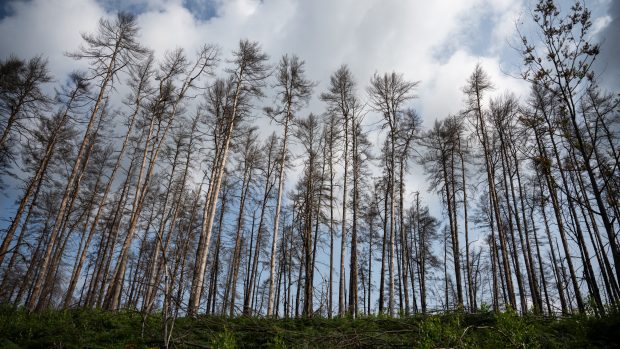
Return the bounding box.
[493,309,540,348]
[212,326,237,349]
[1,305,619,348]
[268,330,286,349]
[0,304,160,348]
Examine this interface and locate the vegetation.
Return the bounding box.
[1,305,619,348]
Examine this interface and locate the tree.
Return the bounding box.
[27,13,149,311]
[463,64,516,310]
[348,110,371,317]
[395,108,421,315]
[519,0,620,286]
[188,40,268,316]
[0,73,86,273]
[408,195,439,314]
[265,54,313,316]
[293,113,324,317]
[321,65,356,315]
[419,117,464,309]
[0,55,51,176]
[489,93,542,313]
[243,133,279,315]
[63,54,155,309]
[105,45,217,311]
[368,72,418,315]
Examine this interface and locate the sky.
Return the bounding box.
[0,0,617,216]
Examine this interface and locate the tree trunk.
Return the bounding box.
[267,116,291,316]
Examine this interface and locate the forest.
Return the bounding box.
[0,0,619,347]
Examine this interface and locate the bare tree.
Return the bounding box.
[321,112,341,318]
[27,13,148,311]
[0,73,86,272]
[292,113,324,317]
[105,45,216,311]
[243,133,279,315]
[265,54,314,316]
[188,40,268,316]
[349,110,372,317]
[519,0,620,285]
[321,65,356,315]
[368,72,418,315]
[395,109,421,315]
[419,117,464,309]
[0,55,51,173]
[63,55,155,308]
[463,64,516,310]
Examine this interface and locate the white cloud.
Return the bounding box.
[592,15,612,36]
[0,0,530,107]
[0,0,105,81]
[137,2,202,59]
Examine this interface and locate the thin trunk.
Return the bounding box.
[497,140,526,313]
[339,112,349,316]
[388,130,396,316]
[458,139,474,311]
[349,121,359,317]
[539,192,569,314]
[228,164,253,316]
[379,178,388,314]
[328,135,335,318]
[398,156,409,315]
[267,116,291,317]
[539,125,584,313]
[448,142,463,308]
[244,169,276,315]
[63,165,106,307]
[472,80,516,310]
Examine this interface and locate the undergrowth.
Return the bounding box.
[0,304,618,348]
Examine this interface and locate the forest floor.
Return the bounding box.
[1,304,619,348]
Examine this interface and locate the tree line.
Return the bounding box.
[0,0,618,319]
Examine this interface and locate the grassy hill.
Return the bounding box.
[1,305,619,348]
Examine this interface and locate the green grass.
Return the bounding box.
[0,304,619,348]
